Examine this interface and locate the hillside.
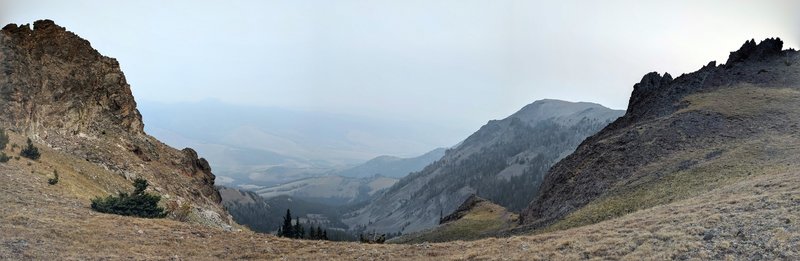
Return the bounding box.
[333,148,446,179]
[521,38,800,233]
[253,175,397,206]
[2,20,799,259]
[0,20,233,228]
[390,195,518,244]
[219,187,357,240]
[5,135,799,259]
[344,100,623,234]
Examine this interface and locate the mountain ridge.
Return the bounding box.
[520,38,799,231]
[345,99,623,234]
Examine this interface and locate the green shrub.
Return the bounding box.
[91,178,166,218]
[48,170,59,185]
[0,129,8,150]
[20,138,40,160]
[0,153,9,163]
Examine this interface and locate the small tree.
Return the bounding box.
[309,225,317,240]
[0,129,8,150]
[293,217,305,239]
[20,138,40,160]
[280,209,294,238]
[317,226,324,240]
[91,178,166,218]
[48,170,59,185]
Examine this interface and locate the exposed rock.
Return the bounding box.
[519,38,799,229]
[0,20,231,228]
[726,38,784,66]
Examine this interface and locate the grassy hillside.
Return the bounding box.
[540,86,800,233]
[4,135,799,259]
[391,196,518,244]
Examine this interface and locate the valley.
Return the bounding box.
[1,7,799,260]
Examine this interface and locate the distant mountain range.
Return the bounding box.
[332,148,446,179]
[138,101,461,187]
[345,99,624,234]
[253,175,398,206]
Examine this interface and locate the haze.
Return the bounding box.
[2,0,798,158]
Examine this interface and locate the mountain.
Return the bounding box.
[0,20,232,228]
[139,100,462,187]
[344,99,624,234]
[333,148,446,178]
[519,38,800,237]
[253,175,398,206]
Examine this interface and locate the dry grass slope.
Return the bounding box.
[391,199,518,244]
[2,89,799,260]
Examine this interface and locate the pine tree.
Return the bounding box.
[280,209,293,238]
[20,138,40,160]
[322,230,328,240]
[316,227,323,240]
[309,225,317,239]
[293,217,304,239]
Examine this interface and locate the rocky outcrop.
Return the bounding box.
[726,38,783,66]
[520,38,799,229]
[0,20,229,228]
[0,20,143,137]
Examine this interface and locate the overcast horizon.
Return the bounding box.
[2,0,799,156]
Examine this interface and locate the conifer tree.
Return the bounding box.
[293,217,304,239]
[20,138,40,160]
[280,209,293,238]
[309,225,317,239]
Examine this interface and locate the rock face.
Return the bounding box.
[0,20,143,136]
[520,38,799,229]
[344,99,623,234]
[0,20,231,228]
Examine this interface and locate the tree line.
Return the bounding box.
[278,209,329,240]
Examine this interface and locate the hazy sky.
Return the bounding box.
[2,0,798,134]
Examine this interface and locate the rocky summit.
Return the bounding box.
[521,38,800,232]
[0,20,232,228]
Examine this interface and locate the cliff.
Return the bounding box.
[0,20,232,228]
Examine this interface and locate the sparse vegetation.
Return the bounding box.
[166,201,192,221]
[0,129,9,163]
[90,178,166,218]
[20,138,40,160]
[48,170,59,185]
[0,129,8,150]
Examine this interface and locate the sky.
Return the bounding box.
[2,0,799,146]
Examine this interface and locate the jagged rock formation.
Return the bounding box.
[0,20,231,228]
[345,99,623,234]
[520,38,799,230]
